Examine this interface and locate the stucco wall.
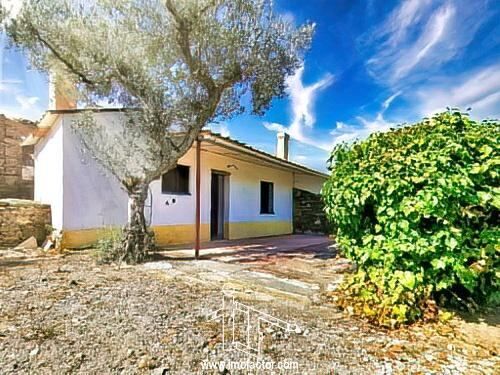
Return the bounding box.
[34,119,64,229]
[35,112,325,247]
[143,143,294,244]
[62,115,128,231]
[293,173,325,194]
[149,148,293,225]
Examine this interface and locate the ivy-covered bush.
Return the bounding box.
[322,111,499,326]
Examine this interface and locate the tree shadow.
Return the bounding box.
[150,240,336,263]
[453,308,500,327]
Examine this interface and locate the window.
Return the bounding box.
[260,181,274,214]
[161,165,190,194]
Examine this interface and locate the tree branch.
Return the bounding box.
[164,0,216,94]
[27,23,95,85]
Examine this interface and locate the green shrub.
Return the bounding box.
[322,111,499,326]
[92,227,124,264]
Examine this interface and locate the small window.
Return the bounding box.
[162,165,190,194]
[260,181,274,214]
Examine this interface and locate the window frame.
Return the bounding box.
[260,181,275,215]
[161,164,191,195]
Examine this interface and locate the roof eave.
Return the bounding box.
[199,132,328,179]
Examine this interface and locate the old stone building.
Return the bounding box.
[0,114,37,199]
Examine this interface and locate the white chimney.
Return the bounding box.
[49,72,77,110]
[276,131,290,160]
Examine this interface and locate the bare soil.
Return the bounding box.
[0,250,498,374]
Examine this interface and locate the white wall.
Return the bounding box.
[62,114,128,230]
[34,119,64,229]
[294,173,326,194]
[35,112,324,234]
[149,147,294,226]
[149,148,196,225]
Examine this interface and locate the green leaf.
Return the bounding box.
[431,258,446,270]
[477,191,492,204]
[449,237,458,250]
[400,220,409,232]
[479,145,493,159]
[398,271,416,290]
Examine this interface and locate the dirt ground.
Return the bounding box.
[0,249,498,374]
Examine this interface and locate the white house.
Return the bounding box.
[24,96,327,249]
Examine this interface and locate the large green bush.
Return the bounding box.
[322,111,499,326]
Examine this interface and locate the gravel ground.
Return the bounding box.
[0,251,498,374]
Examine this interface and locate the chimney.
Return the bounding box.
[276,131,290,160]
[48,72,77,110]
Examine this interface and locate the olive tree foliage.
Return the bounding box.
[1,0,314,262]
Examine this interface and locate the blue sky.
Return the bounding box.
[1,0,499,172]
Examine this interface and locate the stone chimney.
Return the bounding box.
[48,72,77,110]
[276,131,290,160]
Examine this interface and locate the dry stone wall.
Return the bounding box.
[293,188,330,234]
[0,199,51,248]
[0,114,36,199]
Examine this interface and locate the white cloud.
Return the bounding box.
[206,122,230,137]
[263,121,286,133]
[416,63,500,118]
[381,91,401,111]
[392,4,455,80]
[371,0,432,49]
[329,92,401,146]
[287,66,334,138]
[16,94,39,109]
[262,65,334,151]
[364,1,485,88]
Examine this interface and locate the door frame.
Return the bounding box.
[210,170,230,240]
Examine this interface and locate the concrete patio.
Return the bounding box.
[147,234,353,306]
[155,234,334,262]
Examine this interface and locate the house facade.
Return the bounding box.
[25,109,327,249]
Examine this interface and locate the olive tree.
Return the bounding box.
[1,0,313,262]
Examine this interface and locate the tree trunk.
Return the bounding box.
[121,183,154,263]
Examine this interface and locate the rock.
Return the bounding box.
[42,238,54,251]
[29,346,39,357]
[143,261,173,271]
[15,236,37,250]
[137,355,156,369]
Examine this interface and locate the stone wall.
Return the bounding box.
[0,114,37,199]
[293,188,330,234]
[0,199,51,248]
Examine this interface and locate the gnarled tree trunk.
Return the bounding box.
[121,183,154,263]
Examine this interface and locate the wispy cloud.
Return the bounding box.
[329,92,401,146]
[415,63,500,118]
[263,65,334,150]
[392,4,455,80]
[364,0,486,88]
[16,94,39,109]
[370,0,432,49]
